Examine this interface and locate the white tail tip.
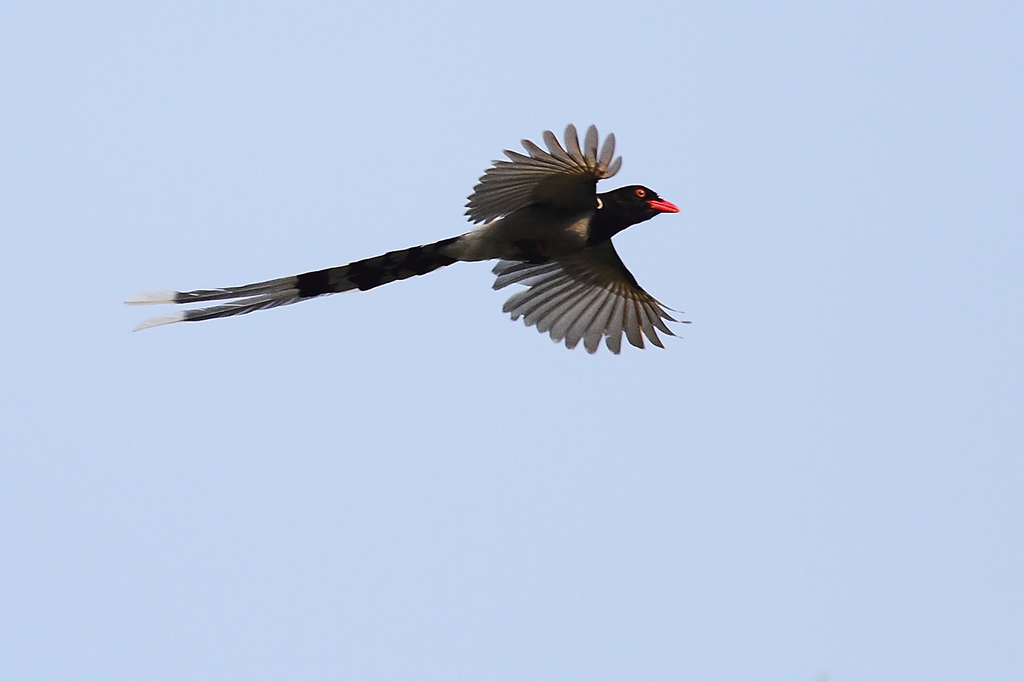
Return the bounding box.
[133,312,186,331]
[125,290,178,305]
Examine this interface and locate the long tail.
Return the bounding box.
[125,237,461,331]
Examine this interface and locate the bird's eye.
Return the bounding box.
[635,188,646,198]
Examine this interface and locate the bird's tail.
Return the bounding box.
[125,236,461,331]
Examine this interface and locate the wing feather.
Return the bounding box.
[542,130,574,163]
[558,286,608,348]
[623,299,644,349]
[648,304,677,335]
[527,282,590,331]
[598,133,616,169]
[466,124,623,224]
[506,277,579,321]
[545,284,605,342]
[490,241,686,353]
[492,260,562,289]
[635,299,664,348]
[564,124,584,161]
[605,296,626,354]
[583,125,599,166]
[581,290,617,353]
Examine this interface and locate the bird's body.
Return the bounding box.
[127,125,684,353]
[452,206,593,262]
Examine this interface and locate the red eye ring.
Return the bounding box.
[635,188,646,198]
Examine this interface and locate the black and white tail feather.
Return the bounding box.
[126,124,685,353]
[125,237,459,331]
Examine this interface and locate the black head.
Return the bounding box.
[589,185,679,244]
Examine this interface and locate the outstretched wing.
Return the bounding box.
[465,124,623,224]
[492,241,685,354]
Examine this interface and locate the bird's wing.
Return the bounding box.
[465,124,623,224]
[492,241,685,353]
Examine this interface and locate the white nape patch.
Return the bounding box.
[133,312,186,331]
[124,290,178,305]
[596,197,603,209]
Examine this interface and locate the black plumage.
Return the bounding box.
[126,125,684,353]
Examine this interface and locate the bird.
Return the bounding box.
[125,124,684,354]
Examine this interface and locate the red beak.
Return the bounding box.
[647,199,679,213]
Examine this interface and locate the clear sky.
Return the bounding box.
[2,1,1022,680]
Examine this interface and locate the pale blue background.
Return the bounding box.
[2,1,1022,680]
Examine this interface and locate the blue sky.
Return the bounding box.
[2,1,1022,680]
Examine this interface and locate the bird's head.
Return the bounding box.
[601,185,679,222]
[590,185,679,243]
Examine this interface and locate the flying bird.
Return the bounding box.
[126,124,684,353]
